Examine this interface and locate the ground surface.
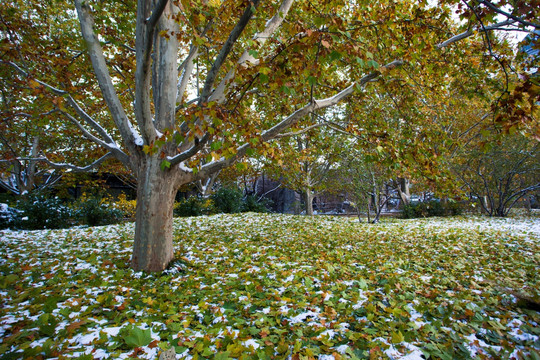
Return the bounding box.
[0,213,539,359]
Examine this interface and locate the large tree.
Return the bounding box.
[1,0,536,271]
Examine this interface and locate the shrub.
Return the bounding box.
[111,193,137,220]
[174,189,271,217]
[211,187,243,214]
[445,200,464,216]
[174,196,206,217]
[241,194,271,213]
[15,194,74,230]
[74,197,124,226]
[401,199,464,219]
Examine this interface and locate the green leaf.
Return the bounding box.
[210,141,222,151]
[329,50,342,62]
[123,326,152,348]
[160,160,171,171]
[368,60,379,69]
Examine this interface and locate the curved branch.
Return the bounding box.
[59,111,131,166]
[437,19,517,48]
[194,60,404,180]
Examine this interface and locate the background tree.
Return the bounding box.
[454,132,540,216]
[265,118,344,215]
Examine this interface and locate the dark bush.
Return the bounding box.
[445,200,464,216]
[401,200,463,219]
[211,187,244,214]
[174,196,205,217]
[15,194,74,229]
[241,194,271,213]
[75,198,124,226]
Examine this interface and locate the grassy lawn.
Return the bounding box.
[0,213,539,359]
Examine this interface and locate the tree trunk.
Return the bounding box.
[131,160,178,272]
[304,188,314,216]
[366,199,371,223]
[397,177,411,206]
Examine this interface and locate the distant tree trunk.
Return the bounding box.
[396,177,410,206]
[366,199,371,223]
[304,188,314,216]
[131,159,179,272]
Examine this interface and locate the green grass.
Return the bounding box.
[0,213,539,359]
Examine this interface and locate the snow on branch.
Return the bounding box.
[34,153,114,173]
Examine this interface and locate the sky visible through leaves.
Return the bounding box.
[0,213,539,359]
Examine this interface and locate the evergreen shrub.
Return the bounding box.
[401,200,464,219]
[15,194,74,229]
[211,187,244,213]
[75,197,124,226]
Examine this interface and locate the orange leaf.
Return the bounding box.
[66,320,87,334]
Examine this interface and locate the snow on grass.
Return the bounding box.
[0,213,538,359]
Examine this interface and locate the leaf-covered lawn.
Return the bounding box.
[0,213,539,359]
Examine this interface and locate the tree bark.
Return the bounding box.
[397,177,410,206]
[131,159,179,272]
[304,188,314,216]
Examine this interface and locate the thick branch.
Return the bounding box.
[74,0,139,153]
[167,133,211,167]
[177,46,199,104]
[199,0,261,104]
[60,111,130,166]
[147,0,169,30]
[209,0,295,103]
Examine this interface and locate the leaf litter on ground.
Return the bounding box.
[0,212,539,359]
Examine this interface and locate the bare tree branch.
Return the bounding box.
[168,133,211,167]
[59,110,130,165]
[36,153,114,172]
[209,0,295,103]
[274,123,325,139]
[478,0,540,29]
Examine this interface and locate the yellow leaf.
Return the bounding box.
[391,331,404,344]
